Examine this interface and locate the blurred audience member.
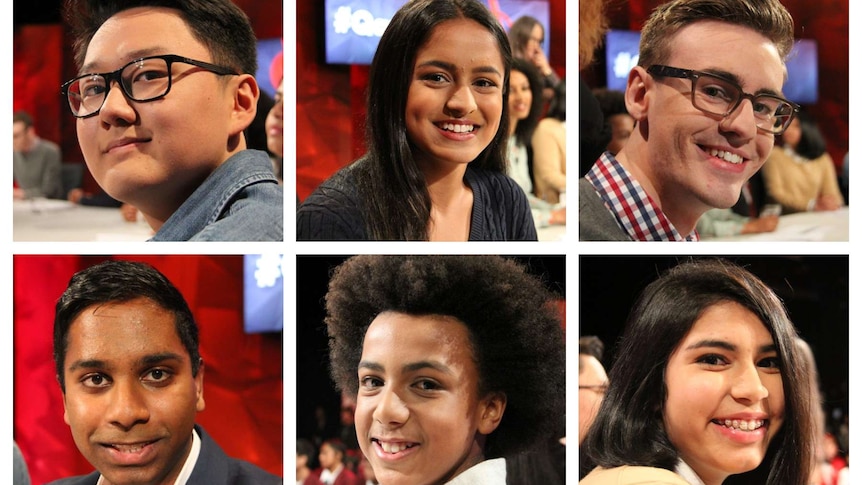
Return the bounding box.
[532,80,566,204]
[507,58,544,199]
[578,335,607,480]
[696,207,778,238]
[318,439,357,485]
[266,50,284,184]
[508,16,559,102]
[358,453,378,485]
[761,111,844,213]
[592,88,634,155]
[13,111,63,200]
[298,439,324,485]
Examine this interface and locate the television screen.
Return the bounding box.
[324,0,550,65]
[256,38,283,99]
[604,29,641,92]
[243,254,284,334]
[604,30,818,104]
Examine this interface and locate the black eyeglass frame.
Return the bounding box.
[646,64,800,135]
[60,54,239,119]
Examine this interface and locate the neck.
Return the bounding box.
[509,117,518,136]
[420,160,469,208]
[296,467,310,480]
[615,141,704,236]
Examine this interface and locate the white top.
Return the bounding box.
[97,428,201,485]
[674,460,706,485]
[445,458,506,485]
[507,136,533,196]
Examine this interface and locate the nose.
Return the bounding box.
[444,83,477,118]
[372,386,409,426]
[106,380,150,430]
[731,362,769,403]
[98,80,137,125]
[719,97,758,141]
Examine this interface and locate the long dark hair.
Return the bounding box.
[510,58,543,147]
[354,0,512,240]
[583,259,812,485]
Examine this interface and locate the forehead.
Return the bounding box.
[681,301,774,347]
[664,20,786,92]
[64,297,186,364]
[415,18,504,70]
[83,6,208,72]
[362,312,475,363]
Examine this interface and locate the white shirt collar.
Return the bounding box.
[674,459,706,485]
[444,458,506,485]
[319,464,343,484]
[97,428,201,485]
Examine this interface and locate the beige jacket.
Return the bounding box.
[580,466,693,485]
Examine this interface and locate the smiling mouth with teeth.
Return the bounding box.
[706,147,745,165]
[440,122,475,133]
[374,439,418,454]
[712,418,766,431]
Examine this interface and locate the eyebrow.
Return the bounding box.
[701,68,784,98]
[80,47,170,75]
[67,351,185,373]
[358,360,454,375]
[684,339,777,354]
[416,60,502,77]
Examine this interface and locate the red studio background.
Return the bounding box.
[13,255,283,484]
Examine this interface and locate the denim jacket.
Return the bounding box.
[151,150,283,241]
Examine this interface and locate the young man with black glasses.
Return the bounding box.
[60,0,282,241]
[579,0,797,241]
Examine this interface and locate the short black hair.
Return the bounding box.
[324,255,566,458]
[13,110,33,127]
[62,0,257,75]
[53,260,200,392]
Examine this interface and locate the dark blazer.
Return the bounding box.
[47,425,282,485]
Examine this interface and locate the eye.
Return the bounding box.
[420,73,449,84]
[131,67,169,84]
[696,353,729,366]
[81,373,111,388]
[413,379,441,392]
[758,356,781,370]
[474,78,498,89]
[360,376,383,389]
[142,368,172,383]
[700,84,733,101]
[78,78,107,98]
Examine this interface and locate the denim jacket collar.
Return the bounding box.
[151,150,281,241]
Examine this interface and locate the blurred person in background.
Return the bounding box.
[13,110,63,200]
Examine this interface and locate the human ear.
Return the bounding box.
[195,359,206,413]
[477,392,507,435]
[625,66,651,122]
[228,74,260,137]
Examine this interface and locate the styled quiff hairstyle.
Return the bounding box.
[583,259,813,485]
[324,255,565,457]
[62,0,258,75]
[638,0,795,68]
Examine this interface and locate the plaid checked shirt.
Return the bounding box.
[585,152,699,241]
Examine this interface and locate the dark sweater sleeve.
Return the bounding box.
[296,170,368,241]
